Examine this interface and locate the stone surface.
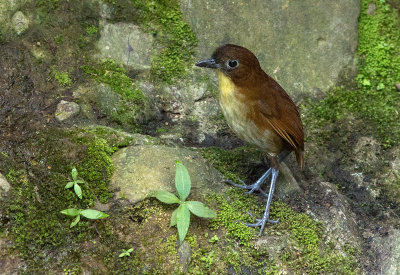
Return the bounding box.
[110,145,225,203]
[182,0,360,98]
[96,21,154,69]
[353,136,382,171]
[0,173,10,196]
[55,100,80,122]
[0,238,23,275]
[308,181,361,247]
[372,228,400,275]
[178,241,192,273]
[11,11,28,34]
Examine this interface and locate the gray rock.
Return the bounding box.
[96,21,154,69]
[110,145,225,203]
[182,0,360,98]
[178,241,192,272]
[0,238,23,275]
[307,181,361,248]
[55,100,80,122]
[353,136,382,171]
[0,173,10,196]
[372,228,400,275]
[11,11,28,35]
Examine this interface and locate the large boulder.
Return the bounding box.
[95,21,154,70]
[110,144,225,203]
[182,0,360,98]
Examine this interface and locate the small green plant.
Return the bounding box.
[86,25,98,35]
[154,161,216,243]
[65,168,84,199]
[60,208,109,228]
[53,69,72,87]
[119,248,134,258]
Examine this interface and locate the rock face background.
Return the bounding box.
[1,0,400,274]
[182,0,360,98]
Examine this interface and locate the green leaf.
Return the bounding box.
[127,248,133,253]
[71,167,78,181]
[187,201,217,218]
[70,215,80,228]
[65,181,74,189]
[170,208,178,227]
[60,208,80,216]
[154,190,180,204]
[175,161,191,201]
[176,204,190,243]
[377,83,385,90]
[75,179,84,184]
[80,209,109,219]
[74,183,82,199]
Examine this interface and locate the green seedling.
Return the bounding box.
[154,161,217,243]
[60,208,109,228]
[119,248,134,258]
[65,167,84,199]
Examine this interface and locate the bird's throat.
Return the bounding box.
[217,71,236,98]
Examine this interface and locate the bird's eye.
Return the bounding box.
[226,59,239,69]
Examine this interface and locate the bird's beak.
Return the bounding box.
[195,58,219,69]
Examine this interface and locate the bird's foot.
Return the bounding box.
[224,178,269,197]
[224,168,272,196]
[245,168,280,236]
[244,211,279,236]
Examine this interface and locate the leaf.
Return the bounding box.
[176,204,190,243]
[170,208,178,227]
[187,201,217,218]
[70,215,80,228]
[75,179,84,184]
[71,167,78,181]
[60,208,80,216]
[127,248,133,253]
[74,183,82,199]
[80,209,109,219]
[154,190,180,204]
[119,252,127,258]
[175,161,191,201]
[65,181,74,189]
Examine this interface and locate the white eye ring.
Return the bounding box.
[226,59,239,69]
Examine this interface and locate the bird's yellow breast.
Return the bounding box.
[216,72,281,153]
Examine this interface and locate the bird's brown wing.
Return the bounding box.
[257,76,304,151]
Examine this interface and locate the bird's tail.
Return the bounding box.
[295,149,304,169]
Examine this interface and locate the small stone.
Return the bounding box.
[366,3,377,15]
[0,173,11,196]
[178,241,192,272]
[55,100,80,122]
[11,11,29,35]
[395,83,400,91]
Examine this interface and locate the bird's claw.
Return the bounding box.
[224,179,268,196]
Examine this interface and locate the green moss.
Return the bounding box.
[201,146,358,273]
[271,201,358,274]
[103,0,198,83]
[208,190,260,246]
[0,127,134,273]
[132,0,197,83]
[82,59,145,103]
[201,146,263,183]
[304,0,400,148]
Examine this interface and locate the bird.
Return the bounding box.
[195,44,304,236]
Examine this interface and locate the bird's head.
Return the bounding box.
[195,44,262,84]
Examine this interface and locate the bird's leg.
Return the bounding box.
[245,168,279,236]
[224,168,271,196]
